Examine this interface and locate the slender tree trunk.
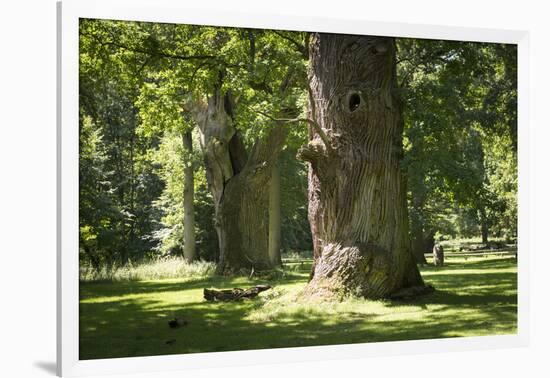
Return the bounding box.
[182,130,196,262]
[433,244,444,267]
[189,88,286,274]
[128,133,136,258]
[481,227,489,244]
[480,209,489,244]
[268,161,282,266]
[298,33,424,299]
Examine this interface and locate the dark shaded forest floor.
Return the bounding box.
[79,255,517,360]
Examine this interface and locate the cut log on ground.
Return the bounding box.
[203,285,272,302]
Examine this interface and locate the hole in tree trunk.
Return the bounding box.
[349,93,361,112]
[371,43,388,55]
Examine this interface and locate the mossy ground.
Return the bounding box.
[79,255,517,360]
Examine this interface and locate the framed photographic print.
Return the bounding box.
[57,0,529,376]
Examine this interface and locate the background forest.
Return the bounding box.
[79,19,517,271]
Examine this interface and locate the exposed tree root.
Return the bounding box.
[386,284,435,301]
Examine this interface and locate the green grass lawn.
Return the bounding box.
[79,255,517,360]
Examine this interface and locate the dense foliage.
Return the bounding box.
[79,19,517,269]
[398,39,517,253]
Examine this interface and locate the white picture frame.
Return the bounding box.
[57,0,530,376]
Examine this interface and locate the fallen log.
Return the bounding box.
[204,285,272,302]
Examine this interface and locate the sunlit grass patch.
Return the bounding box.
[79,257,216,282]
[79,255,517,360]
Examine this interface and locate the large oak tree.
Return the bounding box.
[298,33,425,299]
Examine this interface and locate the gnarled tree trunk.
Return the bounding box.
[298,33,424,299]
[189,88,286,274]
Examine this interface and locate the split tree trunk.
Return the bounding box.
[298,33,424,299]
[268,162,282,267]
[216,131,286,273]
[182,130,196,262]
[189,88,286,274]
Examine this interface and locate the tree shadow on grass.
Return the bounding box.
[79,259,517,360]
[80,293,516,360]
[80,271,308,301]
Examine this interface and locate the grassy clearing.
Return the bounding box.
[79,255,517,360]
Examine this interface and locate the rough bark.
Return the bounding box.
[189,88,286,274]
[216,125,286,273]
[298,33,425,300]
[182,130,196,262]
[268,162,282,266]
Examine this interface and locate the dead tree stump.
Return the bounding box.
[433,244,444,267]
[203,285,272,301]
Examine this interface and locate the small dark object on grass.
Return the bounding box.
[387,284,435,301]
[165,339,176,345]
[204,284,272,302]
[168,318,188,328]
[168,319,179,328]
